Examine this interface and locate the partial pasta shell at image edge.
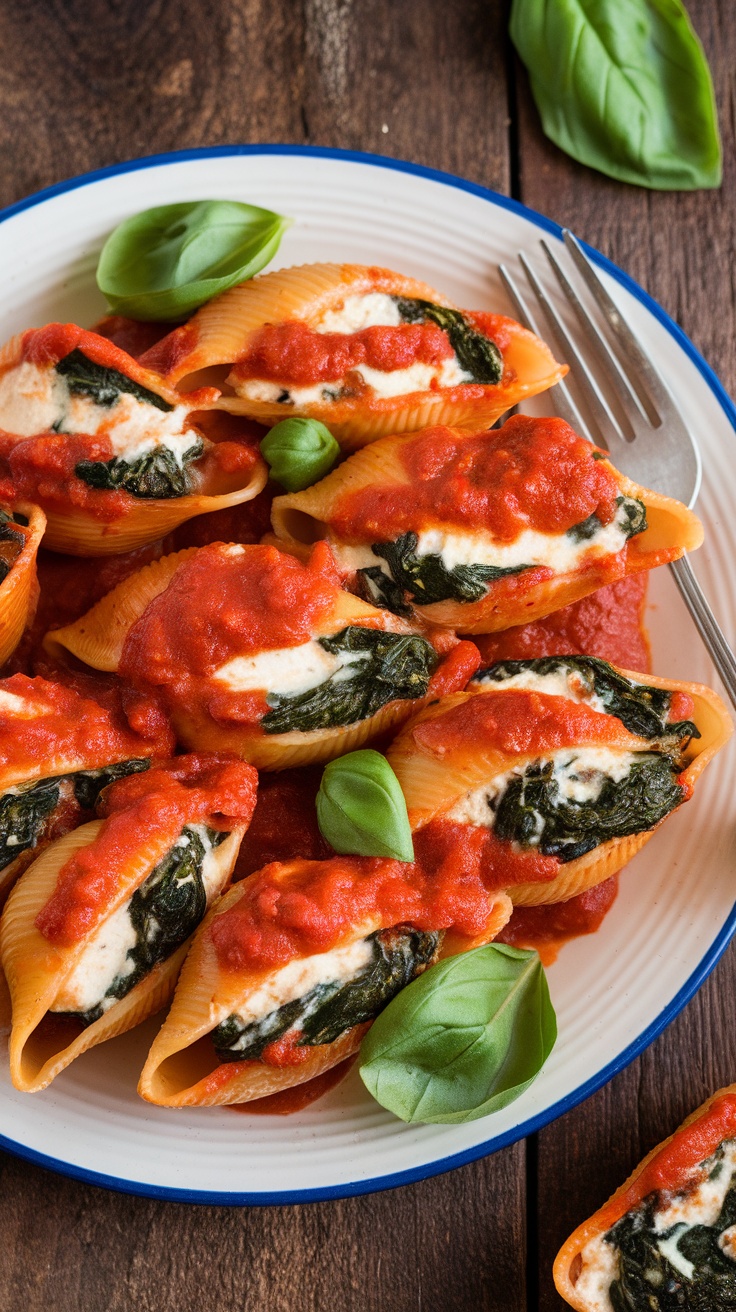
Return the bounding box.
[0,822,244,1092]
[387,674,733,907]
[0,500,45,666]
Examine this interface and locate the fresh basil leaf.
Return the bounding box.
[316,749,414,861]
[509,0,722,191]
[97,200,292,321]
[359,944,557,1124]
[260,418,340,492]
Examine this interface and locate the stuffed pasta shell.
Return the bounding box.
[139,263,567,448]
[43,541,479,770]
[1,753,257,1092]
[0,673,172,906]
[387,656,731,907]
[0,498,45,665]
[554,1084,736,1310]
[0,323,267,554]
[138,852,512,1107]
[271,416,702,632]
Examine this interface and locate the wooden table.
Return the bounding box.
[0,2,733,1306]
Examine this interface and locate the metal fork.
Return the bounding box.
[499,230,736,711]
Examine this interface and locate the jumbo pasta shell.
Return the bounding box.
[43,548,198,670]
[1,820,243,1092]
[388,674,732,907]
[144,263,566,448]
[271,433,703,633]
[40,460,268,557]
[0,500,45,666]
[553,1084,736,1310]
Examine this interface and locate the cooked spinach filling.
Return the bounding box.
[0,510,27,584]
[212,926,441,1062]
[393,296,504,384]
[75,441,204,499]
[474,656,700,745]
[69,825,228,1028]
[567,494,647,543]
[0,757,150,873]
[356,531,531,615]
[261,625,437,735]
[53,349,204,499]
[492,753,686,863]
[55,349,174,413]
[605,1149,736,1310]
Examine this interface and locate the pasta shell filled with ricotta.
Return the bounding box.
[138,853,512,1108]
[0,498,45,665]
[271,416,703,632]
[387,656,731,907]
[0,673,173,908]
[554,1084,736,1310]
[1,754,257,1093]
[43,541,480,770]
[139,263,567,448]
[0,323,267,554]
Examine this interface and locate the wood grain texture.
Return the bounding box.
[514,0,736,1305]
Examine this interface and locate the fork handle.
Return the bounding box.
[669,556,736,712]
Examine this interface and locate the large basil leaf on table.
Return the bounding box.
[509,0,721,190]
[359,944,557,1124]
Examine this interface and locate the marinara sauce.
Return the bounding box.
[35,754,257,946]
[329,417,621,542]
[230,320,455,388]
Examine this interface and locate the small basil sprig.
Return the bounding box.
[509,0,721,191]
[97,200,291,321]
[359,944,556,1123]
[316,750,414,862]
[261,418,340,492]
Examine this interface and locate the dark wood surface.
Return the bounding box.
[0,2,733,1307]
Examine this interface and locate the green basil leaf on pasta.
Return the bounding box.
[359,944,557,1123]
[509,0,721,191]
[316,750,414,862]
[260,418,340,492]
[97,200,292,320]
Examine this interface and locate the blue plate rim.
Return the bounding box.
[1,141,734,1207]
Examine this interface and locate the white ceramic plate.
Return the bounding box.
[0,146,734,1204]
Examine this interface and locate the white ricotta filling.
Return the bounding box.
[0,360,202,466]
[212,638,371,697]
[51,824,229,1015]
[314,292,402,334]
[471,666,612,713]
[575,1138,736,1307]
[222,938,375,1037]
[445,747,641,830]
[415,513,632,574]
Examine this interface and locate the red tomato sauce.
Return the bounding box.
[119,543,342,730]
[0,673,169,780]
[93,315,181,361]
[412,689,644,760]
[330,417,620,542]
[20,323,161,378]
[230,320,455,387]
[210,853,503,974]
[234,1055,359,1114]
[594,1093,736,1231]
[473,573,651,673]
[35,754,257,946]
[497,876,619,965]
[0,432,132,522]
[233,767,333,881]
[413,817,560,893]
